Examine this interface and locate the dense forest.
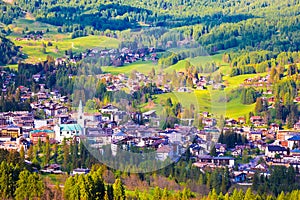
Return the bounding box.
[0,1,23,25]
[8,0,300,53]
[0,140,299,199]
[0,35,21,65]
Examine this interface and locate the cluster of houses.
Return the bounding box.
[87,47,157,66]
[241,74,300,106]
[3,83,300,183]
[15,31,44,41]
[189,112,300,183]
[54,46,158,67]
[242,74,271,87]
[1,70,16,93]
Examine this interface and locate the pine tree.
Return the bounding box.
[244,188,254,200]
[15,170,30,200]
[19,146,25,162]
[252,172,259,191]
[63,139,70,172]
[161,188,169,200]
[255,98,263,114]
[44,136,51,166]
[0,162,15,199]
[153,186,161,200]
[210,145,217,156]
[113,178,125,200]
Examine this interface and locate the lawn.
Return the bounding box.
[9,35,120,63]
[7,18,120,63]
[8,18,55,35]
[164,60,188,73]
[163,52,229,74]
[102,61,158,75]
[153,88,255,119]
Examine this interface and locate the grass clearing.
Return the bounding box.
[154,88,255,119]
[9,35,120,63]
[102,61,158,75]
[223,73,268,91]
[7,18,120,63]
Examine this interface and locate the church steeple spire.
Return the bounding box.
[78,100,83,115]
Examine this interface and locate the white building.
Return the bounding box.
[54,124,83,142]
[156,145,173,161]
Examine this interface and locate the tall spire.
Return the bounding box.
[78,99,83,115]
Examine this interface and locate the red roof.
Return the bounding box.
[31,132,48,137]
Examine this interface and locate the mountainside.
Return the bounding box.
[0,35,20,65]
[9,0,300,52]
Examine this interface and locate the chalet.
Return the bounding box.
[294,121,300,130]
[177,87,191,93]
[244,78,253,84]
[85,128,112,147]
[41,164,63,174]
[252,163,268,172]
[32,74,41,82]
[107,85,118,92]
[225,119,237,126]
[215,143,227,153]
[202,118,217,127]
[196,155,235,168]
[112,131,127,141]
[142,110,158,121]
[238,117,245,124]
[250,116,263,123]
[59,96,68,103]
[276,130,297,141]
[270,123,280,132]
[232,171,247,183]
[232,149,242,157]
[101,105,119,113]
[156,145,173,161]
[72,168,90,175]
[287,135,300,149]
[189,144,205,156]
[290,149,300,156]
[202,112,209,118]
[159,129,182,143]
[30,129,55,144]
[44,105,68,117]
[265,145,287,158]
[248,131,262,141]
[0,124,21,138]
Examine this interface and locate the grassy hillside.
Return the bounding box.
[153,88,255,119]
[102,61,158,75]
[8,34,119,63]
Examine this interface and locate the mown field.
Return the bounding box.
[153,88,255,119]
[6,18,120,64]
[102,61,158,75]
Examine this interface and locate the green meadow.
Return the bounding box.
[9,35,119,63]
[102,61,158,75]
[7,18,120,63]
[153,89,254,119]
